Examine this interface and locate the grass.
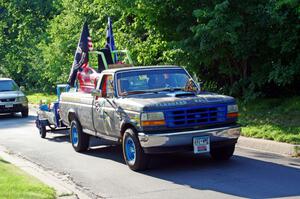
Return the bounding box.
[26,93,57,105]
[239,96,300,144]
[0,158,56,199]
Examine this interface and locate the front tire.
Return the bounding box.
[210,144,235,161]
[70,119,89,152]
[122,128,149,171]
[21,108,29,118]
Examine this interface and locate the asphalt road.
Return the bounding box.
[0,111,300,199]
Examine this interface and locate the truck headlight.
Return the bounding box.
[227,104,239,118]
[16,96,28,103]
[141,112,165,126]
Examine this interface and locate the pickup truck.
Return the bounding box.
[59,65,240,171]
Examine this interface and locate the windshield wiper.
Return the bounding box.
[121,90,156,96]
[0,90,12,92]
[121,87,188,96]
[154,87,186,92]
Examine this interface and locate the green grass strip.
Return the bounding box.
[0,158,56,199]
[26,93,57,105]
[239,96,300,144]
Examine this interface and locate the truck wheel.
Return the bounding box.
[70,119,89,152]
[39,125,46,139]
[21,108,29,118]
[210,144,235,161]
[122,128,149,171]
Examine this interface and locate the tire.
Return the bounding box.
[122,128,149,171]
[39,125,47,139]
[21,108,29,118]
[70,119,89,152]
[210,144,235,161]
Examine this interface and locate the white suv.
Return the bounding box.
[0,78,28,117]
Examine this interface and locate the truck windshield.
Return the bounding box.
[116,68,196,96]
[0,80,20,92]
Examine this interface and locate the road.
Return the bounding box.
[0,111,300,199]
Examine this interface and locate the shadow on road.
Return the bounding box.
[0,114,36,129]
[81,143,300,198]
[85,145,125,164]
[45,134,69,143]
[140,152,300,198]
[0,113,35,120]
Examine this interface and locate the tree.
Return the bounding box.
[189,0,300,98]
[1,0,299,99]
[0,0,60,89]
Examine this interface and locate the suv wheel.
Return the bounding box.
[70,119,89,152]
[122,128,149,171]
[210,144,235,161]
[21,108,29,118]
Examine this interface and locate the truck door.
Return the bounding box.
[93,74,118,137]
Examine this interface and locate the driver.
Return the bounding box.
[148,73,177,89]
[163,73,177,88]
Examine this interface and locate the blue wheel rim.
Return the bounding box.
[125,137,136,164]
[71,125,78,147]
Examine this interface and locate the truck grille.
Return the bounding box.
[0,98,15,102]
[165,105,227,127]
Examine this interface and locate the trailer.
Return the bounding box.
[35,84,70,138]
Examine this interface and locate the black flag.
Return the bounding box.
[105,17,117,62]
[67,22,93,87]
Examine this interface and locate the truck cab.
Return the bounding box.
[59,65,240,171]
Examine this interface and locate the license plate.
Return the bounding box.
[193,136,210,154]
[5,103,13,108]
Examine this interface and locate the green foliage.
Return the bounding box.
[239,96,300,144]
[0,0,60,91]
[0,0,299,99]
[0,158,56,199]
[190,0,300,98]
[26,93,57,105]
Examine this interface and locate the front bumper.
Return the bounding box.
[138,125,241,154]
[0,103,28,113]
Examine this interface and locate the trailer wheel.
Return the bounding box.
[39,125,46,139]
[70,119,89,152]
[210,144,235,161]
[122,128,149,171]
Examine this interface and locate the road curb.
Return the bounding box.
[0,146,93,199]
[237,136,300,157]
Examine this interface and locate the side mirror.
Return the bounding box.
[91,89,102,97]
[20,86,25,92]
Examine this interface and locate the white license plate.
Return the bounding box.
[5,103,13,108]
[193,136,210,154]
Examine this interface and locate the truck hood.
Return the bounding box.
[0,91,25,99]
[115,91,236,112]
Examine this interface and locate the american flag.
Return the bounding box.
[67,22,93,87]
[88,36,93,51]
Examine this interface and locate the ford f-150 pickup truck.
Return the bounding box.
[59,65,240,171]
